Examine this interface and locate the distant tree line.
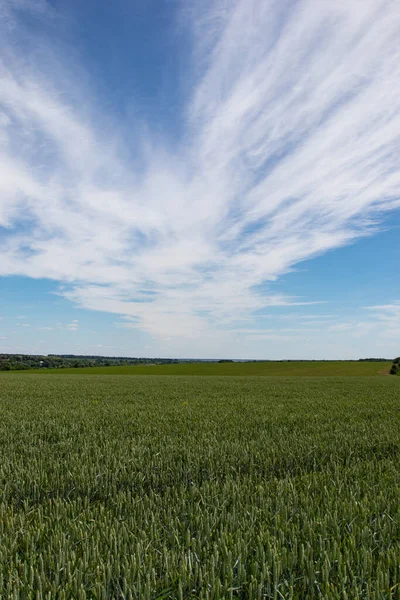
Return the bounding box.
[358,358,392,362]
[0,354,395,372]
[0,354,182,371]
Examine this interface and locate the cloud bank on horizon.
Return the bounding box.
[0,0,400,351]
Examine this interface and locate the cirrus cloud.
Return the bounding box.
[0,0,400,345]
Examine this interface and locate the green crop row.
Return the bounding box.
[0,374,399,599]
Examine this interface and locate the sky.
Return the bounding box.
[0,0,400,360]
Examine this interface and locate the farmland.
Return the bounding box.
[0,373,399,598]
[15,359,392,376]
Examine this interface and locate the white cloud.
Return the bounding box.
[91,344,116,349]
[65,319,79,331]
[366,303,400,315]
[0,0,400,351]
[364,303,400,337]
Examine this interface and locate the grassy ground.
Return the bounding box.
[13,360,392,376]
[0,373,399,598]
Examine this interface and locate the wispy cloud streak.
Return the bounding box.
[0,0,400,343]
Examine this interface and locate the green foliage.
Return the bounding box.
[389,358,400,375]
[0,374,399,598]
[0,354,184,372]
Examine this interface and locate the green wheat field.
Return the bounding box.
[17,359,392,377]
[0,369,399,598]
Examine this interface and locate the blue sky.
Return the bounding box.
[0,0,400,359]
